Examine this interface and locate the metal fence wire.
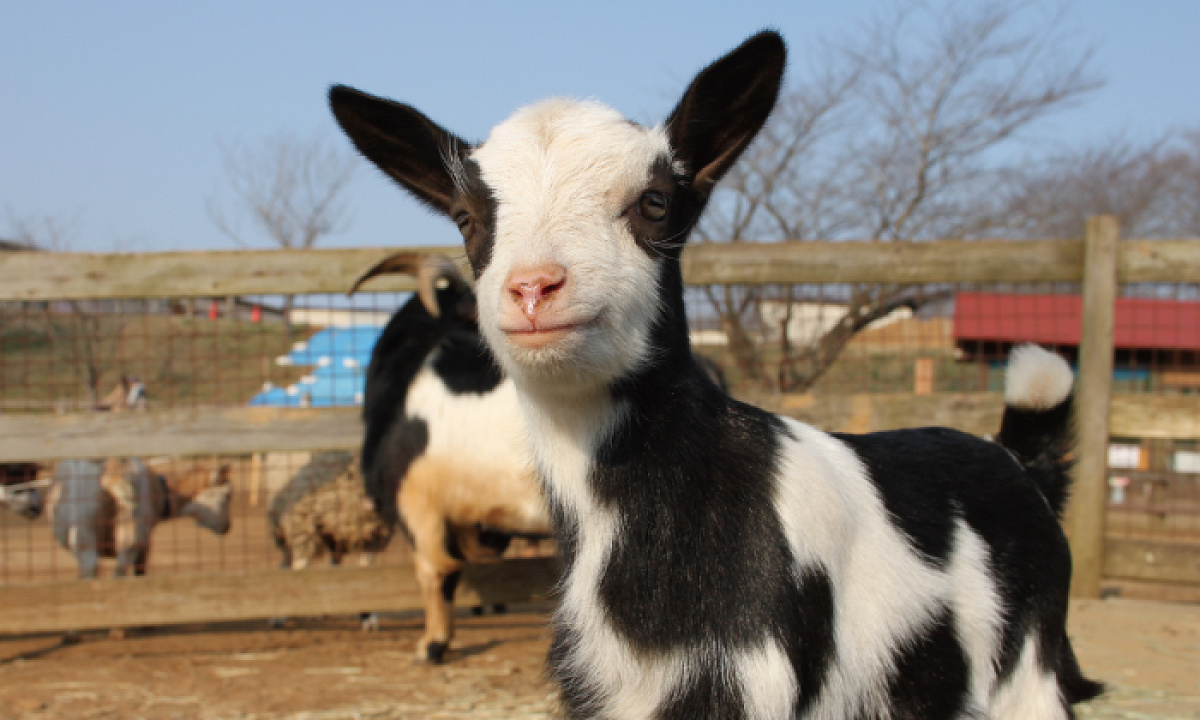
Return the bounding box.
[0,238,1197,600]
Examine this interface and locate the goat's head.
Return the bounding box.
[177,464,233,535]
[331,32,785,392]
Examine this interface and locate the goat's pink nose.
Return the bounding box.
[506,264,568,321]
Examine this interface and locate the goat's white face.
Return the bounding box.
[331,31,786,392]
[467,100,673,391]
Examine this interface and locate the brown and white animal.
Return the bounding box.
[331,31,1102,719]
[50,457,232,578]
[268,450,392,570]
[350,254,551,662]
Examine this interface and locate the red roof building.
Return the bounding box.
[954,292,1200,352]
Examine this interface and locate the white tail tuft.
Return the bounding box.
[1004,344,1074,410]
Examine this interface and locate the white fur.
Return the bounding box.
[947,519,1004,707]
[1005,344,1074,410]
[990,636,1070,720]
[471,100,671,395]
[736,638,798,720]
[404,363,546,532]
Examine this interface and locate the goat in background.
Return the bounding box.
[351,253,551,662]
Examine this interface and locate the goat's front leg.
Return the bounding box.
[399,463,468,662]
[405,509,462,661]
[412,550,463,663]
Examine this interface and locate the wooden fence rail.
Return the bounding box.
[3,238,1200,302]
[2,391,1198,463]
[0,558,559,635]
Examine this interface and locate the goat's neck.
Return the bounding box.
[518,348,718,513]
[516,384,621,519]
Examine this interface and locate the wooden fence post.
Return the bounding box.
[1069,215,1119,597]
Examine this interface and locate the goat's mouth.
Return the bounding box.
[501,318,596,349]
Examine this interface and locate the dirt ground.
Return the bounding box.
[0,598,1197,720]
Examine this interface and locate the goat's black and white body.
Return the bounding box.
[331,30,1100,719]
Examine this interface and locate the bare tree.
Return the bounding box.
[696,1,1100,391]
[209,132,357,249]
[977,119,1200,249]
[208,131,358,335]
[6,213,127,405]
[992,134,1192,240]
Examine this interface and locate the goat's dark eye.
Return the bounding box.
[638,191,669,222]
[454,211,472,237]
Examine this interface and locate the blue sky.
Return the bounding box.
[2,1,1199,252]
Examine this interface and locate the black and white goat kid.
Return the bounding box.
[351,253,550,662]
[331,31,1102,720]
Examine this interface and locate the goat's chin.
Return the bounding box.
[497,332,623,395]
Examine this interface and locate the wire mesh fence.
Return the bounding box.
[0,289,550,588]
[0,238,1197,607]
[685,274,1200,562]
[684,280,1086,395]
[0,452,413,586]
[0,293,409,411]
[1104,281,1200,548]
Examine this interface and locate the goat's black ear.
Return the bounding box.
[329,85,466,214]
[666,31,786,200]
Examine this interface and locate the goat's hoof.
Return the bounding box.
[416,640,450,664]
[492,603,508,614]
[360,613,380,632]
[471,605,485,616]
[62,631,82,645]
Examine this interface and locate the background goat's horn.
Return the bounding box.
[347,252,467,319]
[347,252,425,296]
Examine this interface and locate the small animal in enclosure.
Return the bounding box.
[268,450,393,570]
[0,462,45,519]
[348,253,552,663]
[331,30,1102,720]
[49,458,232,578]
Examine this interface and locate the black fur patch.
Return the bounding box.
[594,367,791,651]
[657,665,744,720]
[881,607,969,720]
[440,569,463,603]
[997,393,1075,516]
[786,569,836,715]
[431,328,503,394]
[834,429,967,567]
